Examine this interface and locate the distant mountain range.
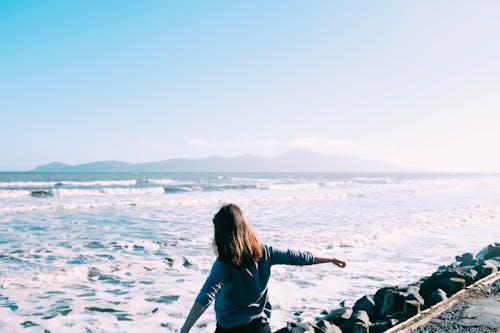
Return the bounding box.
[32,150,417,173]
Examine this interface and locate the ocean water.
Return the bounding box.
[0,172,499,333]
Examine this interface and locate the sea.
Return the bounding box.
[0,172,499,333]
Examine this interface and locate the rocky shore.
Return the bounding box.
[275,243,500,333]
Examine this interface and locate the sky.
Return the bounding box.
[1,1,499,172]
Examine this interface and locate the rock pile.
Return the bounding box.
[275,243,500,333]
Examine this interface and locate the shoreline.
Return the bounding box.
[276,243,500,333]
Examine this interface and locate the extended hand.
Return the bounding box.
[332,258,346,268]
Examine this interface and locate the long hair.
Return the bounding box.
[212,204,263,266]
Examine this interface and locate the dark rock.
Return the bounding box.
[404,300,421,319]
[381,290,406,317]
[475,260,498,279]
[353,295,376,321]
[456,252,475,266]
[419,268,477,299]
[287,322,315,332]
[314,320,342,333]
[323,307,353,326]
[341,310,370,333]
[373,286,397,320]
[274,328,290,333]
[369,319,399,333]
[426,289,447,307]
[405,286,425,306]
[31,190,53,198]
[476,243,500,260]
[448,277,466,296]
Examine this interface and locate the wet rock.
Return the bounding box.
[381,289,406,317]
[369,319,399,333]
[31,190,53,198]
[419,268,477,299]
[475,260,498,279]
[352,295,375,321]
[323,307,352,326]
[456,252,475,266]
[274,327,290,333]
[340,310,370,333]
[314,320,342,333]
[404,300,421,319]
[448,277,466,296]
[476,243,500,260]
[374,286,397,320]
[287,322,315,333]
[405,286,425,306]
[426,289,447,307]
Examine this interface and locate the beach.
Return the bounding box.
[0,172,499,332]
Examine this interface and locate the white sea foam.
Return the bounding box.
[0,179,137,188]
[0,173,499,332]
[0,189,31,198]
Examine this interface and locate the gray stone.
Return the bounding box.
[341,310,371,333]
[368,319,399,333]
[476,243,500,261]
[426,289,448,307]
[456,252,475,266]
[323,307,352,326]
[447,277,466,296]
[314,320,342,333]
[353,295,375,321]
[374,286,397,319]
[404,300,421,319]
[381,290,406,317]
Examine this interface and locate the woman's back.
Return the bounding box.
[196,245,314,328]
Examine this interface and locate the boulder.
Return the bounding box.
[475,260,498,280]
[405,286,425,306]
[287,322,315,333]
[352,295,375,321]
[456,252,475,266]
[369,319,399,333]
[314,320,342,333]
[340,310,370,333]
[448,277,466,296]
[419,268,477,299]
[426,289,447,307]
[373,286,397,320]
[381,290,406,317]
[323,307,353,327]
[476,243,500,260]
[404,300,421,319]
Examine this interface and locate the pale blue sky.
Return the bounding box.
[1,1,499,171]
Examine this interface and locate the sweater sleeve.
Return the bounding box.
[268,246,314,266]
[194,259,228,307]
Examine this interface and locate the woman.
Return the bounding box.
[180,204,346,333]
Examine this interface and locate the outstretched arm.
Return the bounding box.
[180,301,206,333]
[312,254,346,268]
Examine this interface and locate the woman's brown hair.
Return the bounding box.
[212,204,263,266]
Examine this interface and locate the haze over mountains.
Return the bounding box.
[31,150,417,173]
